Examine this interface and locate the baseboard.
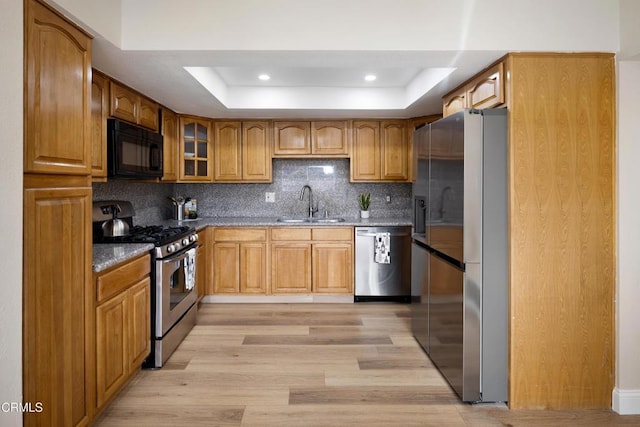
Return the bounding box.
[612,388,640,414]
[201,294,354,304]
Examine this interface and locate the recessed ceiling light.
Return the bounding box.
[364,74,377,82]
[258,74,271,81]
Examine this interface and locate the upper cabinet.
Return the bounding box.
[213,121,242,181]
[179,116,212,181]
[25,0,92,175]
[311,121,350,156]
[213,120,272,182]
[91,70,109,181]
[442,61,505,117]
[351,120,410,182]
[242,121,272,182]
[110,81,159,132]
[161,108,179,182]
[273,121,349,157]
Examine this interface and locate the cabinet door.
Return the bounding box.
[180,117,212,181]
[214,121,242,181]
[381,120,409,181]
[443,90,466,118]
[242,121,272,182]
[273,121,311,155]
[96,291,128,409]
[213,243,240,293]
[240,243,267,294]
[25,0,91,175]
[161,108,179,182]
[138,97,159,131]
[23,183,92,427]
[271,243,312,293]
[110,81,138,124]
[311,121,349,156]
[312,243,353,294]
[466,61,504,110]
[351,121,381,181]
[91,71,109,180]
[129,278,150,369]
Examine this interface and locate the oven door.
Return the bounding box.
[155,245,197,337]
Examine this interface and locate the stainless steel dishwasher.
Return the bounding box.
[354,226,412,302]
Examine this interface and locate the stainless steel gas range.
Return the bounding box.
[93,200,198,368]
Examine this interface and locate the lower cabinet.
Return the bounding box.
[196,228,209,300]
[94,254,150,409]
[271,227,353,294]
[212,228,267,294]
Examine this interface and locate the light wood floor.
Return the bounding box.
[95,303,639,426]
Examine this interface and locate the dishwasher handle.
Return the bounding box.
[356,230,411,238]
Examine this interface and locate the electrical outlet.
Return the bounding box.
[386,195,391,203]
[265,192,275,203]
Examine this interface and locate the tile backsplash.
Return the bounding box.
[93,159,412,222]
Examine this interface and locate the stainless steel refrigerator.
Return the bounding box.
[411,109,508,403]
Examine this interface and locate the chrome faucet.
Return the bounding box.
[437,186,453,218]
[299,185,318,218]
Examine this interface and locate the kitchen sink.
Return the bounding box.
[277,217,345,223]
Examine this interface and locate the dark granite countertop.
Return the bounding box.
[93,243,154,273]
[160,216,412,231]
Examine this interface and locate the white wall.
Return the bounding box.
[614,60,640,415]
[118,0,618,52]
[619,0,640,59]
[47,0,122,44]
[0,0,23,425]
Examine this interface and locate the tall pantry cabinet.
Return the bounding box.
[23,0,94,425]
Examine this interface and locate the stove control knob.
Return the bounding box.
[183,238,189,246]
[189,235,197,243]
[167,244,175,253]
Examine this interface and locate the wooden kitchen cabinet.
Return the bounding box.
[381,120,409,180]
[24,1,94,426]
[110,81,159,132]
[161,108,179,182]
[442,60,505,117]
[196,228,209,300]
[442,89,466,118]
[271,243,312,293]
[95,254,151,409]
[311,121,350,156]
[270,227,353,294]
[273,120,349,157]
[242,121,272,182]
[91,70,109,181]
[212,228,267,294]
[25,0,92,176]
[179,116,213,181]
[214,121,242,181]
[273,121,311,155]
[213,121,272,182]
[351,120,410,182]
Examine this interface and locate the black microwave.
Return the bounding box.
[107,118,163,179]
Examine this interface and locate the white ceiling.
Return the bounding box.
[71,0,620,120]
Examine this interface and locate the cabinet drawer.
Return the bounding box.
[312,227,352,241]
[271,227,312,241]
[97,254,150,303]
[213,227,267,242]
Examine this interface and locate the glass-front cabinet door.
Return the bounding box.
[179,116,212,181]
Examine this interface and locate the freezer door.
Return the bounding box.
[428,252,464,398]
[411,242,429,352]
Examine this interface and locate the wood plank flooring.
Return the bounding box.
[95,303,640,427]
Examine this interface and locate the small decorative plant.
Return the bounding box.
[358,193,371,211]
